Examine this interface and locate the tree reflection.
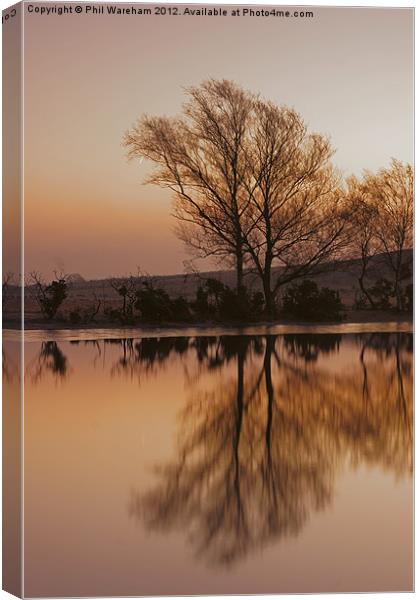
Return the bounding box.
[26,341,70,383]
[283,333,341,363]
[130,335,335,566]
[105,335,263,383]
[2,346,20,384]
[130,332,412,567]
[23,331,412,566]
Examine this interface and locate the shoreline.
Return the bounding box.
[3,315,413,343]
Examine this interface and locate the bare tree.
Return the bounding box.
[123,79,255,290]
[242,101,348,314]
[363,160,413,311]
[124,80,357,315]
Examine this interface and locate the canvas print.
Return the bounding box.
[2,2,413,597]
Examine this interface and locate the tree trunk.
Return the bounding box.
[395,277,404,311]
[236,253,243,292]
[233,343,246,517]
[262,262,275,317]
[394,250,404,312]
[264,336,275,460]
[358,277,376,309]
[358,258,376,309]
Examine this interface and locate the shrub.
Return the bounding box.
[219,287,264,321]
[192,279,264,322]
[192,278,225,319]
[219,287,246,320]
[135,282,174,322]
[367,278,394,310]
[69,309,82,325]
[104,306,134,325]
[170,296,192,322]
[282,279,344,322]
[404,283,413,312]
[193,286,213,319]
[353,290,368,310]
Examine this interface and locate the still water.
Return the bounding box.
[8,331,414,595]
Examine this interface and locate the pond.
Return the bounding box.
[5,330,413,596]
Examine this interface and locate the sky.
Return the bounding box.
[21,4,413,279]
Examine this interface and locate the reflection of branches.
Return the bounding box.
[283,333,342,363]
[356,332,413,358]
[2,346,20,384]
[106,335,263,386]
[26,342,70,384]
[130,333,412,568]
[107,337,189,381]
[356,332,413,461]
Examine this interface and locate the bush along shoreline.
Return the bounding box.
[11,273,413,329]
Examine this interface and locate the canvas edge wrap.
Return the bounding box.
[2,2,23,597]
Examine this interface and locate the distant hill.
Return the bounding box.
[66,273,86,284]
[66,248,412,305]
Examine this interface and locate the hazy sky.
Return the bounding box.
[23,5,413,279]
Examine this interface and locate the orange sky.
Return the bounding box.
[21,4,413,279]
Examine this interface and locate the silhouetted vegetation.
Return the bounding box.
[29,272,69,320]
[283,333,342,362]
[282,280,344,321]
[192,278,264,321]
[135,281,187,323]
[107,276,138,324]
[367,278,395,310]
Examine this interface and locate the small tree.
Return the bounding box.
[109,276,138,324]
[367,278,395,310]
[29,272,68,320]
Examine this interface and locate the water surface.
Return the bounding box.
[6,330,412,596]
